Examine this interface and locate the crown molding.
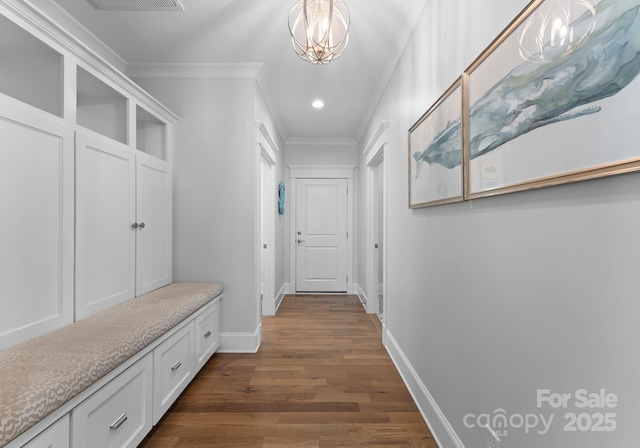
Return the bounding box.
[127,62,263,79]
[363,121,390,155]
[43,0,127,71]
[0,0,179,122]
[286,137,358,147]
[288,165,356,179]
[256,122,280,154]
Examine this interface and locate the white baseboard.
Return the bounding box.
[219,324,262,353]
[275,283,287,313]
[355,283,368,309]
[385,330,465,448]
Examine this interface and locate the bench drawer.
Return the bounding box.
[195,300,220,371]
[71,354,152,448]
[23,415,69,448]
[153,321,194,424]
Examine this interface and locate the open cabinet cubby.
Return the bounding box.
[0,14,63,117]
[77,66,128,144]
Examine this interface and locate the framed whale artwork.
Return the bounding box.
[461,0,640,198]
[408,77,464,208]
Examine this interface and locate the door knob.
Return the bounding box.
[297,231,302,235]
[139,222,145,229]
[131,223,139,229]
[297,239,306,243]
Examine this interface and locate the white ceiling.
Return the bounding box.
[50,0,429,142]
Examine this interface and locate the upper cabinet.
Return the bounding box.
[77,67,128,144]
[0,13,63,117]
[0,2,178,348]
[0,104,74,351]
[137,105,167,160]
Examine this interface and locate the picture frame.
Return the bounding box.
[463,0,640,199]
[408,76,465,208]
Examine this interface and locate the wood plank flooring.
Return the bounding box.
[139,294,436,448]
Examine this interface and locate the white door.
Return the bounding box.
[295,178,348,292]
[136,152,172,295]
[0,105,74,349]
[76,131,136,319]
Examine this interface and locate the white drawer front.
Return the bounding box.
[153,321,194,424]
[23,414,69,448]
[71,354,152,448]
[194,300,220,371]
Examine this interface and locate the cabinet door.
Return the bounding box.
[136,152,171,295]
[72,354,152,448]
[0,104,74,350]
[195,300,220,372]
[153,322,194,424]
[76,131,136,319]
[22,415,69,448]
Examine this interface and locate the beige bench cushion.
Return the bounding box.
[0,282,223,447]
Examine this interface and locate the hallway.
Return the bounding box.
[140,295,436,447]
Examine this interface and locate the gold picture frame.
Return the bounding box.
[463,0,640,199]
[408,76,465,208]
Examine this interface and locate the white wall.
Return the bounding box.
[283,142,359,288]
[133,77,260,344]
[359,1,639,447]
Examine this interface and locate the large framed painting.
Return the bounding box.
[463,0,640,199]
[408,77,464,208]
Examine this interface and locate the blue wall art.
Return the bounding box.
[408,77,464,208]
[408,0,640,204]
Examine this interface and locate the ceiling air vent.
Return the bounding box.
[88,0,185,11]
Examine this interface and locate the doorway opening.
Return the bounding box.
[364,122,388,335]
[259,153,276,316]
[367,152,385,321]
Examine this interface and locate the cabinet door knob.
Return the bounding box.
[139,222,145,229]
[204,331,212,339]
[171,361,182,371]
[131,223,139,229]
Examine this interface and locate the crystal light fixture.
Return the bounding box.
[288,0,350,65]
[517,0,597,63]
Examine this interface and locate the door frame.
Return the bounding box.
[289,165,355,294]
[256,123,278,317]
[363,122,388,338]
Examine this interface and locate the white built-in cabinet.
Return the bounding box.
[0,2,177,346]
[14,298,221,448]
[75,132,136,318]
[75,132,171,319]
[135,153,172,296]
[0,103,75,349]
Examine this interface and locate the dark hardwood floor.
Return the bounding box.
[139,294,436,447]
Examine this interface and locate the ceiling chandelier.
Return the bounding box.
[517,0,597,63]
[288,0,350,65]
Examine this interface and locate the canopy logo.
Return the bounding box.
[463,389,618,438]
[463,408,553,437]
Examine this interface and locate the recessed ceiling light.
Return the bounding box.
[312,100,325,109]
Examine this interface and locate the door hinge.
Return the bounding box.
[346,276,349,283]
[346,231,349,239]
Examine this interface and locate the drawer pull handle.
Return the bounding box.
[171,361,182,371]
[204,331,212,338]
[110,413,128,430]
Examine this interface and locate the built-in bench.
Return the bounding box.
[0,282,223,448]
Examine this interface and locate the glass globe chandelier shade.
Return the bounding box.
[517,0,596,63]
[288,0,350,65]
